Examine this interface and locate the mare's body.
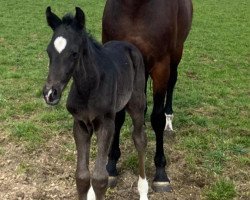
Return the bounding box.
[43,7,148,200]
[102,0,193,191]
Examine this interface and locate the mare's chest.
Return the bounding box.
[103,2,177,60]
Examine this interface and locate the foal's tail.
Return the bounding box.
[128,45,146,88]
[128,45,147,124]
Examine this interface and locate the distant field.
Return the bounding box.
[0,0,249,199]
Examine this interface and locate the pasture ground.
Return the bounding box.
[0,0,249,199]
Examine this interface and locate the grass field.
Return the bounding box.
[0,0,249,199]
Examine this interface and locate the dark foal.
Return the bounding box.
[43,7,148,200]
[102,0,193,192]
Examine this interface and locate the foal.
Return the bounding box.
[43,7,148,200]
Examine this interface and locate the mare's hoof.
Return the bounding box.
[152,181,172,193]
[108,176,118,188]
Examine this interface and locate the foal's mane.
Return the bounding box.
[62,13,102,51]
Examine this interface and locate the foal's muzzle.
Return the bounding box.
[43,85,62,105]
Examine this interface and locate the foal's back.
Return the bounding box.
[100,41,145,112]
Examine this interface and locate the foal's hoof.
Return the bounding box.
[152,181,172,193]
[108,176,118,188]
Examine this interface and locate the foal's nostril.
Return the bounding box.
[45,88,58,103]
[52,88,57,98]
[44,86,61,105]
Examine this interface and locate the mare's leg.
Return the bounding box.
[106,109,125,187]
[92,117,115,200]
[150,56,172,192]
[164,46,183,131]
[144,72,149,118]
[126,92,148,200]
[73,120,92,200]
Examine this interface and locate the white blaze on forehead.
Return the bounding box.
[54,36,67,53]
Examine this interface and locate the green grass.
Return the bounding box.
[205,179,237,200]
[123,152,138,172]
[11,121,44,150]
[0,0,249,199]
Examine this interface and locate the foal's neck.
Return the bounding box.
[73,36,102,96]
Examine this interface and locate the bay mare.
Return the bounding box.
[102,0,193,192]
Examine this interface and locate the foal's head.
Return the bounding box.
[43,7,86,105]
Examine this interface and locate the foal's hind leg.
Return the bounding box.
[164,46,183,132]
[106,108,125,187]
[126,93,148,200]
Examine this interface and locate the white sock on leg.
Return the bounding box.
[138,176,148,200]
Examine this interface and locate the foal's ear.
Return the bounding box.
[46,7,62,31]
[75,7,85,29]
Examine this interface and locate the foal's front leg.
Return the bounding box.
[92,117,115,200]
[73,120,92,200]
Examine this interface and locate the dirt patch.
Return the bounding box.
[0,132,203,200]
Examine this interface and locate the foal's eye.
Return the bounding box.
[71,52,79,59]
